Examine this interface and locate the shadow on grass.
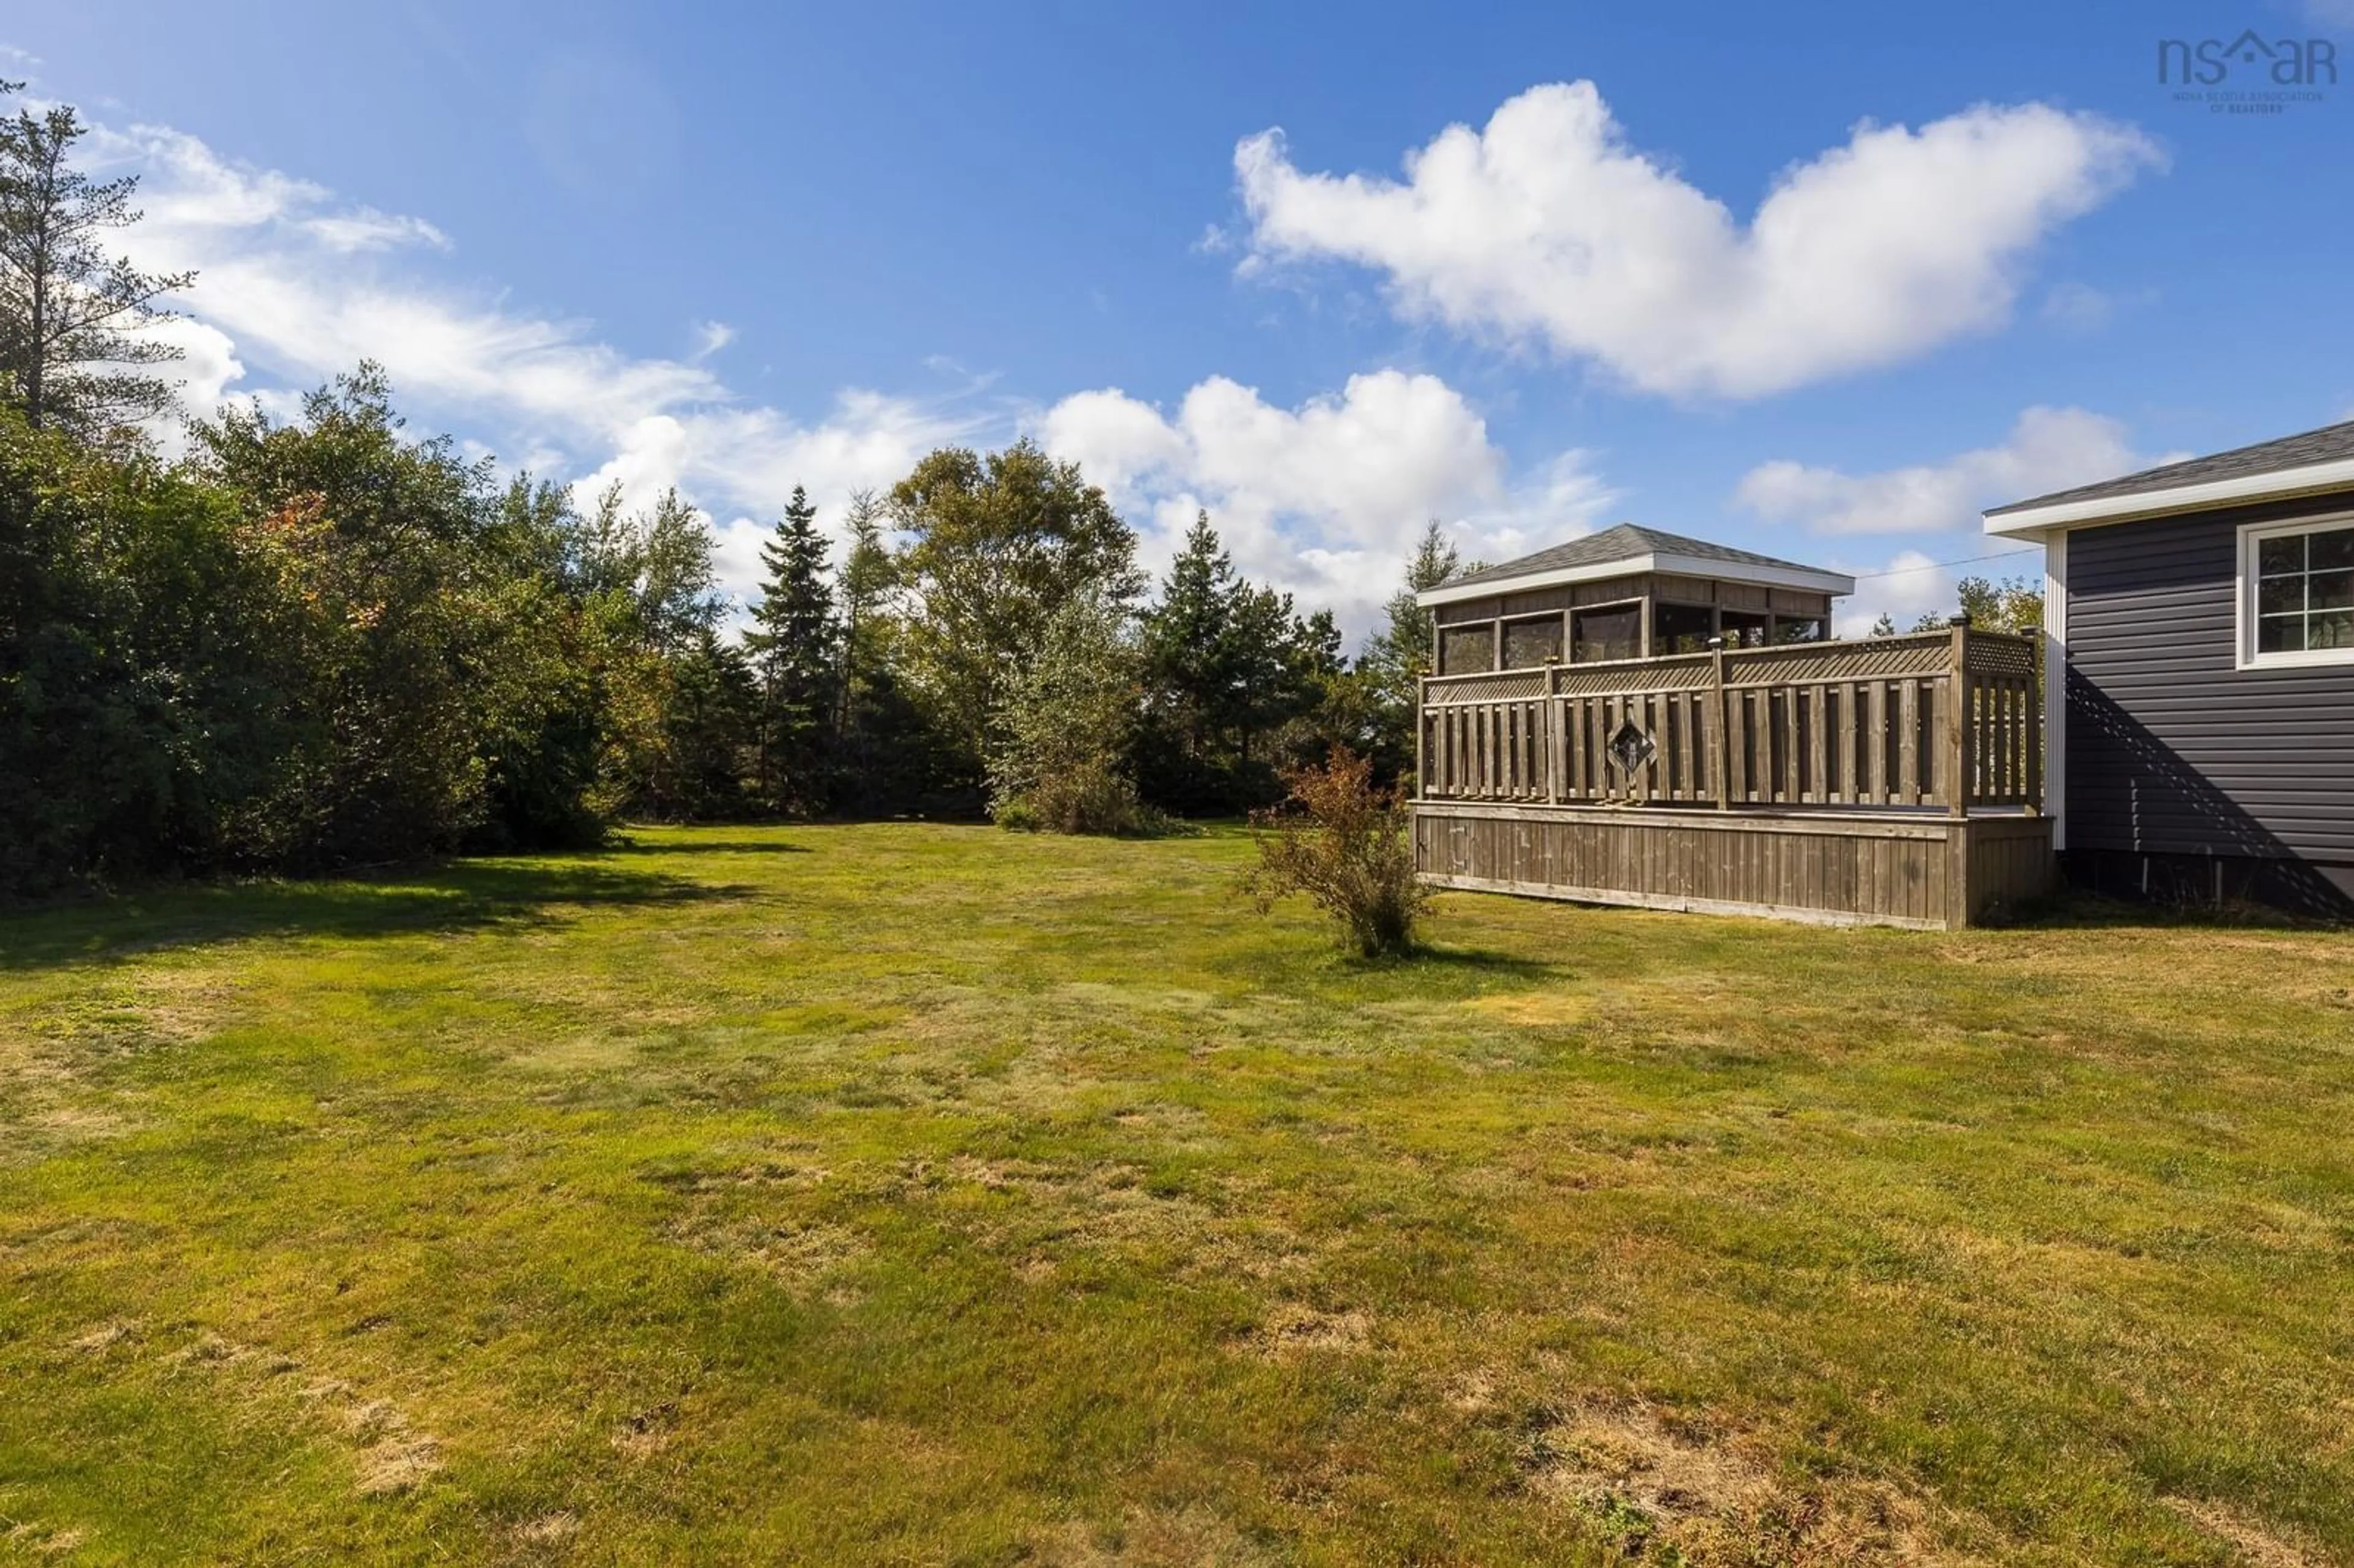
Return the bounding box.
[1987,889,2350,935]
[593,838,813,857]
[1237,940,1564,987]
[1396,943,1561,979]
[0,859,755,974]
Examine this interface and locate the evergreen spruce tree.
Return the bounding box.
[0,84,196,436]
[1138,511,1336,811]
[1142,511,1237,766]
[1361,521,1460,695]
[1358,520,1465,782]
[744,485,840,814]
[663,627,760,819]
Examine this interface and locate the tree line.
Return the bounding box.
[0,80,1468,894]
[0,367,1455,894]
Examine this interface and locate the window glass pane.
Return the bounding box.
[2257,574,2305,616]
[1771,616,1826,645]
[2309,569,2354,611]
[1501,615,1563,669]
[2311,528,2354,572]
[1439,624,1495,674]
[2257,613,2305,653]
[2310,611,2354,650]
[2258,535,2306,576]
[1654,603,1715,655]
[1571,606,1640,663]
[1719,610,1770,649]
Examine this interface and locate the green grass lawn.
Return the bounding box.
[3,824,2351,1566]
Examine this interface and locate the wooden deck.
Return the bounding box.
[1414,626,2054,929]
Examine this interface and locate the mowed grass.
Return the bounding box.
[2,825,2351,1566]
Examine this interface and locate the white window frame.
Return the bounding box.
[2236,511,2354,670]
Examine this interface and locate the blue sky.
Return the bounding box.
[14,1,2354,636]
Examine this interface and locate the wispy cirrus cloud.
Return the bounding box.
[83,118,985,604]
[688,319,737,360]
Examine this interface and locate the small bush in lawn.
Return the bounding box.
[1244,747,1430,956]
[995,761,1160,836]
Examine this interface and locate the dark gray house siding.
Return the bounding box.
[2064,493,2354,911]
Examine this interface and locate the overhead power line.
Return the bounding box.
[1851,547,2041,580]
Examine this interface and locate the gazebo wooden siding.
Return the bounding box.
[1413,626,2054,929]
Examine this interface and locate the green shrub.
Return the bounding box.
[1244,747,1430,956]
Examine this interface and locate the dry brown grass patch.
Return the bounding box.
[666,1203,869,1293]
[1027,1504,1271,1567]
[4,1521,89,1557]
[513,1510,580,1547]
[611,1399,679,1460]
[345,1398,442,1495]
[2164,1497,2328,1568]
[1522,1401,1956,1565]
[1249,1303,1368,1358]
[66,1318,141,1355]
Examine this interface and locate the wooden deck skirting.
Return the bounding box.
[1413,628,2053,929]
[1415,802,2053,929]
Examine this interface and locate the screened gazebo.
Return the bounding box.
[1413,527,2051,929]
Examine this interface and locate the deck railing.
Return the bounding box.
[1417,625,2040,815]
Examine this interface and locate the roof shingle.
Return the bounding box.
[1987,418,2354,516]
[1442,523,1838,592]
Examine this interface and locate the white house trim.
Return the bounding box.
[2043,531,2066,851]
[1419,551,1854,609]
[1984,455,2354,538]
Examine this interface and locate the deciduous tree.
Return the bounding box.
[1244,747,1430,957]
[988,587,1151,835]
[889,440,1141,783]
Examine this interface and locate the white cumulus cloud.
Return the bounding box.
[1235,82,2162,398]
[1732,406,2147,536]
[1041,370,1615,634]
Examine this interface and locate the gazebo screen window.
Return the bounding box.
[1439,624,1496,674]
[1720,609,1771,649]
[1571,604,1641,663]
[1654,603,1716,654]
[1772,615,1827,645]
[1502,615,1564,669]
